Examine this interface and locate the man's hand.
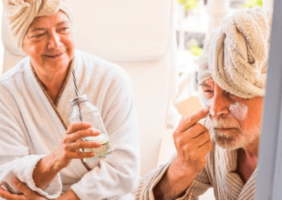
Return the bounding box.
[0,178,47,200]
[33,122,102,189]
[172,106,212,175]
[154,107,212,200]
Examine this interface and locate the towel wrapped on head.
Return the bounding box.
[198,29,218,84]
[3,0,74,49]
[200,6,272,99]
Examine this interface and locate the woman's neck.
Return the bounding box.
[32,63,71,104]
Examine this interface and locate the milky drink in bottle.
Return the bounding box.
[69,95,113,162]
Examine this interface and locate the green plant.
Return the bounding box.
[177,0,199,10]
[190,46,203,57]
[241,0,263,8]
[188,38,203,57]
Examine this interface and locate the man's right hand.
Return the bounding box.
[154,107,212,200]
[172,106,212,175]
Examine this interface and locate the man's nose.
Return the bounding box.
[210,84,230,117]
[47,31,61,49]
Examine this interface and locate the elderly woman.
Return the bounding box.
[0,0,139,200]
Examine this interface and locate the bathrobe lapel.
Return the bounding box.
[214,145,258,200]
[215,146,244,200]
[27,58,92,173]
[23,64,68,153]
[237,168,257,200]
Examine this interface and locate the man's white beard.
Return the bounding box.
[207,115,260,150]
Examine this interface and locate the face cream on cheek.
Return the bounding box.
[199,91,214,116]
[199,90,212,107]
[229,102,248,120]
[210,110,215,116]
[202,98,212,108]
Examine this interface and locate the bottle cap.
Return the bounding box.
[70,95,88,106]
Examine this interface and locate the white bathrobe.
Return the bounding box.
[136,143,257,200]
[0,50,140,200]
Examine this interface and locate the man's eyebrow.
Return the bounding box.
[200,82,212,88]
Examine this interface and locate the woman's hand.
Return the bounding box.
[33,122,101,189]
[0,178,47,200]
[52,122,102,170]
[0,178,80,200]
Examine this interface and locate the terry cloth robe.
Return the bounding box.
[136,143,257,200]
[0,50,140,200]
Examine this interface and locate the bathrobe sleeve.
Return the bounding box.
[0,97,62,199]
[135,157,211,200]
[70,67,140,200]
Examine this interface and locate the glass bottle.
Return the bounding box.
[69,95,113,162]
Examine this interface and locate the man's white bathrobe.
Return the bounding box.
[136,143,257,200]
[0,50,140,200]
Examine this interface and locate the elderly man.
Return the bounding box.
[136,7,271,200]
[0,0,139,200]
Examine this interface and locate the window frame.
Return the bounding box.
[255,0,282,199]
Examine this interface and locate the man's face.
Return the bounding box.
[22,11,74,74]
[200,78,264,150]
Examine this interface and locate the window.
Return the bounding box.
[255,0,282,199]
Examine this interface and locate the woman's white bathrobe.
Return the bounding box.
[0,50,140,200]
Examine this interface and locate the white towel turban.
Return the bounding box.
[198,29,218,84]
[3,0,74,49]
[203,7,272,99]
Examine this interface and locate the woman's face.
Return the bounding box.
[22,11,74,74]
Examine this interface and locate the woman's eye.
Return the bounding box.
[60,27,70,32]
[32,33,44,38]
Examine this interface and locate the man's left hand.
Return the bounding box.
[0,178,47,200]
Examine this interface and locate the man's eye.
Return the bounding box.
[204,90,213,94]
[225,91,234,97]
[226,91,241,100]
[203,90,214,98]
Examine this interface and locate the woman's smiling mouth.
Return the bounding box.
[44,52,64,59]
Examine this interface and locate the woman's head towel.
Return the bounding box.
[3,0,74,49]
